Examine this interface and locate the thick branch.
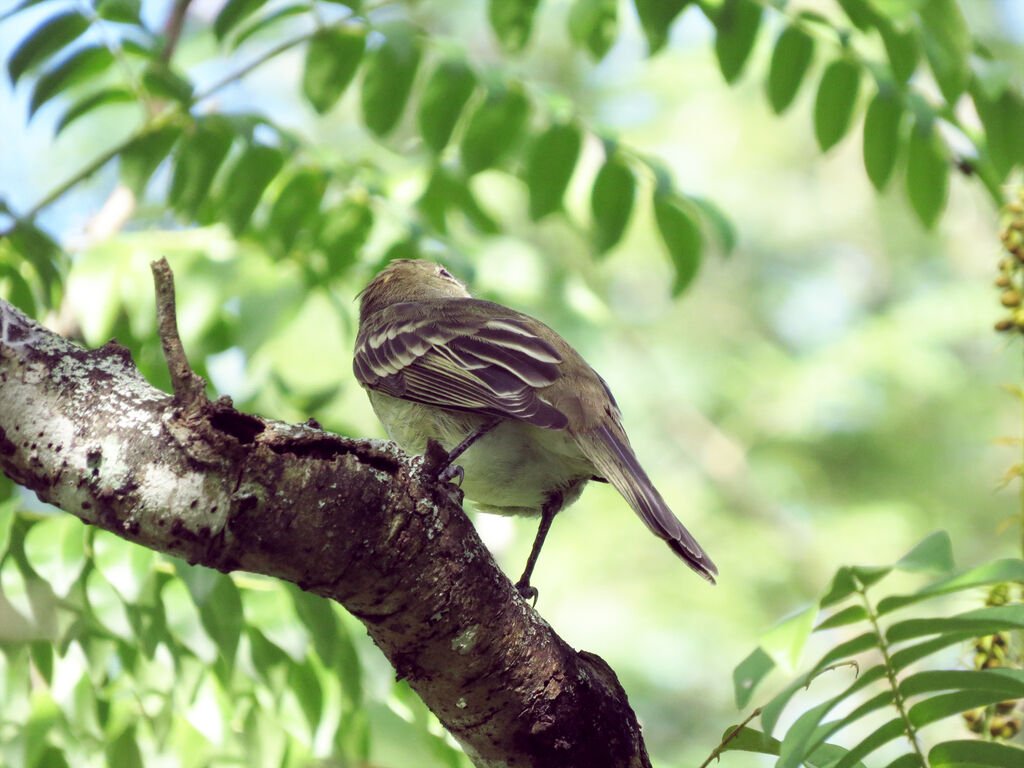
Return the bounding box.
[0,297,651,768]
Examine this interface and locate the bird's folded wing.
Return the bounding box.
[354,301,569,428]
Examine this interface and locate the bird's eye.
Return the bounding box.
[439,268,454,279]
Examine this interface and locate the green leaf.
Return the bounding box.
[767,24,814,114]
[56,87,135,135]
[919,0,970,105]
[814,59,861,151]
[418,165,499,234]
[0,262,38,316]
[302,25,366,115]
[867,0,926,20]
[105,726,143,768]
[267,168,326,255]
[219,143,285,235]
[590,151,635,254]
[524,121,581,220]
[862,88,904,191]
[568,0,618,60]
[23,516,86,598]
[895,530,954,572]
[119,124,182,194]
[417,58,477,153]
[878,559,1024,616]
[905,115,948,228]
[175,564,243,666]
[231,3,307,49]
[733,646,774,708]
[214,0,270,41]
[887,604,1024,643]
[929,740,1024,768]
[901,669,1024,698]
[836,0,879,31]
[831,718,904,768]
[319,199,374,275]
[719,725,780,757]
[690,196,736,256]
[6,221,62,306]
[971,81,1024,179]
[653,192,703,295]
[488,0,540,52]
[877,18,920,83]
[96,0,141,24]
[169,118,234,219]
[360,24,421,137]
[91,531,155,604]
[86,568,133,640]
[459,85,530,175]
[290,586,340,668]
[815,604,868,631]
[714,0,762,84]
[141,62,194,104]
[8,10,90,86]
[29,45,115,118]
[634,0,691,55]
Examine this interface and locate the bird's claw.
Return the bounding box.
[438,462,464,486]
[515,580,539,606]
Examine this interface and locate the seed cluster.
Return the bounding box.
[995,192,1024,332]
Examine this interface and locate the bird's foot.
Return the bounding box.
[438,462,464,486]
[515,579,539,606]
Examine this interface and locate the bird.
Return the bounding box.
[353,259,716,599]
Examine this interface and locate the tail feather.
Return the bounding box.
[581,424,718,584]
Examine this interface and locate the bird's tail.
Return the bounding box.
[578,424,717,584]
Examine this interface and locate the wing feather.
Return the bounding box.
[354,300,568,429]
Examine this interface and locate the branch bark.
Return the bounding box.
[0,287,652,768]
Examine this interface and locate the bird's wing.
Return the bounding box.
[577,421,718,583]
[354,301,569,429]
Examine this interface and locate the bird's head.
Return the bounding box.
[358,259,471,320]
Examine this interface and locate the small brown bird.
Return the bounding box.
[354,259,716,598]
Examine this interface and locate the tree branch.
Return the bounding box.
[0,290,652,768]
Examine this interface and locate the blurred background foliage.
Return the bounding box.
[1,0,1023,766]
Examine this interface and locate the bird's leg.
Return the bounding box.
[433,418,500,484]
[515,491,563,604]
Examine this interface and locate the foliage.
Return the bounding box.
[715,532,1024,768]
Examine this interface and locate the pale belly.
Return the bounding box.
[367,391,594,515]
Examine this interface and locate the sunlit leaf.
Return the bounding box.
[733,647,774,708]
[214,0,270,41]
[814,59,861,151]
[29,45,115,118]
[96,0,140,24]
[175,564,244,666]
[591,150,635,254]
[863,88,904,191]
[231,3,307,49]
[929,740,1024,768]
[360,24,421,137]
[56,87,135,135]
[653,191,703,295]
[714,0,762,84]
[169,118,235,219]
[23,516,86,598]
[85,569,133,640]
[634,0,691,55]
[568,0,617,60]
[971,81,1024,179]
[460,85,530,174]
[302,25,366,114]
[91,531,155,604]
[488,0,540,52]
[120,123,182,194]
[105,726,144,768]
[267,168,326,256]
[894,531,954,573]
[141,62,194,104]
[319,198,374,275]
[836,0,879,31]
[877,17,920,83]
[905,115,948,228]
[417,58,476,153]
[218,142,285,235]
[290,586,340,668]
[524,121,581,220]
[919,0,970,105]
[8,10,89,86]
[767,24,814,114]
